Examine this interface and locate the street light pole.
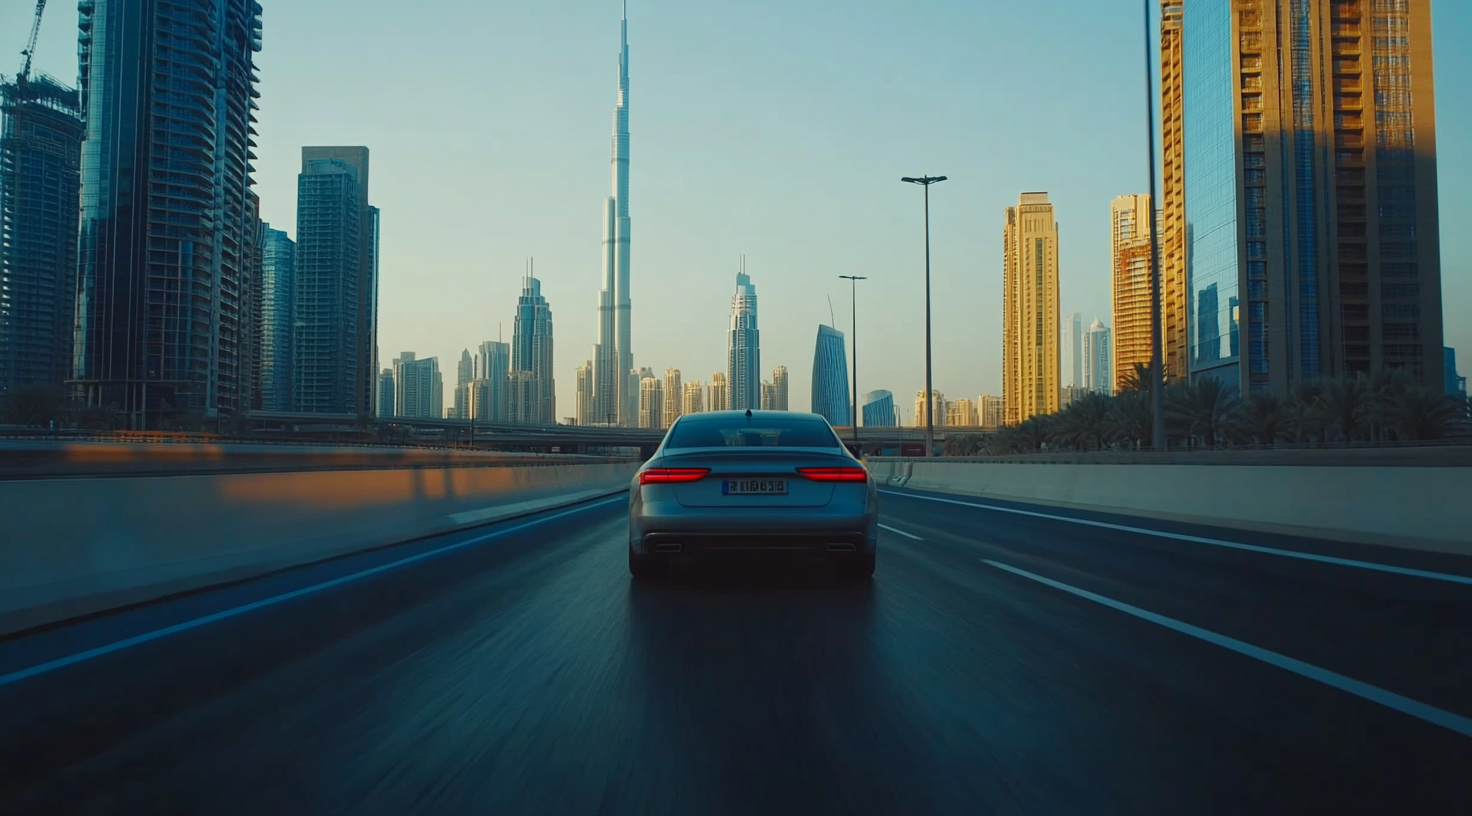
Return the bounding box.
[1143,0,1166,451]
[839,274,867,449]
[901,175,947,457]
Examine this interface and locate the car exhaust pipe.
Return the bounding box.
[654,543,683,554]
[826,543,856,552]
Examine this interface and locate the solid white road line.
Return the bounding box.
[878,523,924,541]
[0,496,625,689]
[982,559,1472,739]
[881,489,1472,586]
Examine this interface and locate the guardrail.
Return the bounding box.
[869,443,1472,467]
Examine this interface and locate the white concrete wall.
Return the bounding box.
[1,463,637,635]
[867,459,1472,555]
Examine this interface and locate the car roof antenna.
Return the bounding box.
[745,408,752,423]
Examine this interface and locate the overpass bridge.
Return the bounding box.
[240,412,987,454]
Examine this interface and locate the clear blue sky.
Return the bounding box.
[7,0,1469,417]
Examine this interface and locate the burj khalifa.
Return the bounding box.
[593,1,634,427]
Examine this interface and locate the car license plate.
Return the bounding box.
[723,479,788,495]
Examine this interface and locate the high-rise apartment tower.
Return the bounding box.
[727,263,760,411]
[1182,0,1442,392]
[513,272,555,425]
[1002,193,1060,424]
[0,76,84,403]
[71,0,262,425]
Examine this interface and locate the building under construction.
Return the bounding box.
[0,74,84,405]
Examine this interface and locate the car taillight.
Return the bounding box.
[796,467,869,483]
[639,467,711,484]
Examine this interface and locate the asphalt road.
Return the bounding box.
[2,488,1470,815]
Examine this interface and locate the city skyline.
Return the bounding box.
[3,1,1468,421]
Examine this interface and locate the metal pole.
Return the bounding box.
[851,276,859,446]
[1145,0,1166,451]
[924,182,935,458]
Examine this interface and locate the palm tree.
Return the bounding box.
[1234,393,1288,447]
[1050,392,1113,450]
[1106,390,1154,449]
[1168,376,1241,448]
[1284,382,1324,445]
[1382,385,1465,441]
[1118,361,1157,394]
[1313,376,1369,444]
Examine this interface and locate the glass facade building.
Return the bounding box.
[0,76,84,402]
[293,158,360,414]
[810,324,850,426]
[1182,0,1241,386]
[71,0,262,425]
[1183,0,1442,393]
[256,224,294,412]
[726,270,760,411]
[512,276,555,425]
[860,390,895,428]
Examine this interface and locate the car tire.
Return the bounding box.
[839,551,876,580]
[629,548,666,581]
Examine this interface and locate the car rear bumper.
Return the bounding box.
[630,501,878,557]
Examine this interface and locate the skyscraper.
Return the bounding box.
[376,369,394,418]
[771,365,790,411]
[301,147,377,416]
[663,367,682,427]
[1083,318,1113,395]
[639,372,662,429]
[513,272,555,425]
[978,394,1004,429]
[0,76,84,404]
[293,156,362,414]
[1182,0,1443,392]
[452,349,474,419]
[682,381,704,416]
[71,0,262,426]
[1002,193,1060,424]
[1160,1,1189,381]
[257,225,295,412]
[477,340,510,422]
[760,381,775,410]
[393,352,442,419]
[810,324,850,426]
[727,263,760,411]
[593,2,635,427]
[860,390,896,428]
[576,360,594,426]
[914,390,945,428]
[1060,312,1083,389]
[505,370,537,425]
[1111,194,1155,392]
[946,398,978,427]
[708,373,729,412]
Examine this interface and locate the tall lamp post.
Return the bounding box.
[838,274,867,449]
[1142,0,1165,450]
[901,175,947,457]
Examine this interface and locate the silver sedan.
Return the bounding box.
[628,410,879,580]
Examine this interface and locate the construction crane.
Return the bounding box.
[17,0,49,92]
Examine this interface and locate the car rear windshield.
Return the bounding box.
[665,417,841,448]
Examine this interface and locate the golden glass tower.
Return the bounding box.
[1182,0,1442,391]
[1160,1,1188,381]
[1111,194,1156,391]
[1002,192,1060,425]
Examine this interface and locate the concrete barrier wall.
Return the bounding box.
[0,463,637,636]
[867,459,1472,555]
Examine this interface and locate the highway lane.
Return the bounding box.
[2,491,1470,814]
